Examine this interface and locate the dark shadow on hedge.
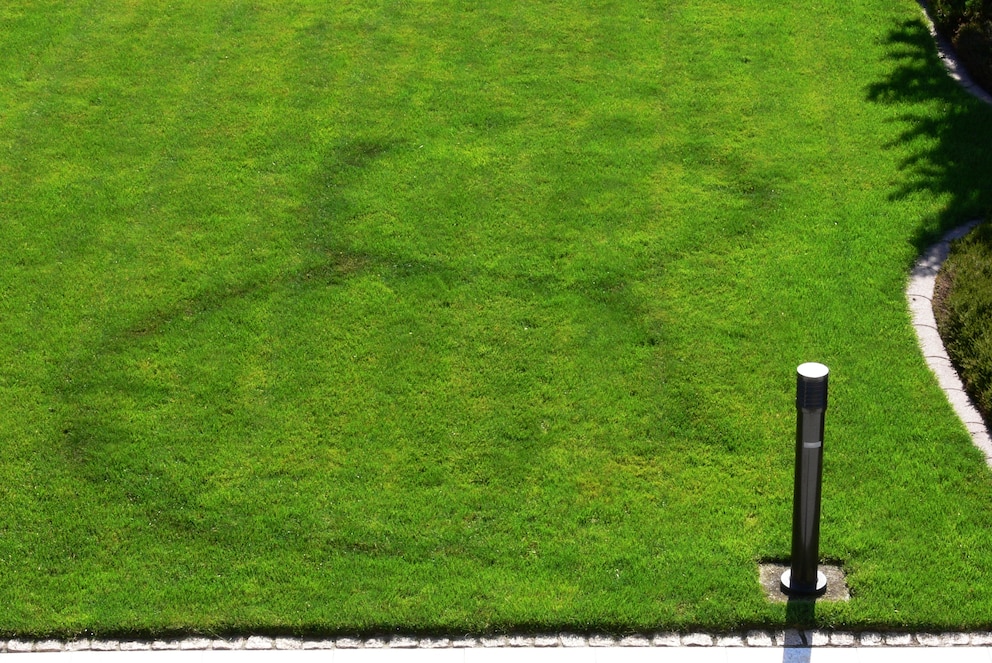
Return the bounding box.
[866,17,992,252]
[922,0,992,94]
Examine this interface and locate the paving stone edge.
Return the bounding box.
[6,632,992,652]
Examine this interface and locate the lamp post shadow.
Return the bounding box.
[785,595,817,628]
[759,562,849,661]
[782,599,816,663]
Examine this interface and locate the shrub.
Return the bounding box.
[931,0,991,30]
[952,18,992,92]
[930,0,970,33]
[934,220,992,426]
[929,0,992,95]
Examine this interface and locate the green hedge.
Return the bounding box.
[935,221,992,426]
[929,0,992,93]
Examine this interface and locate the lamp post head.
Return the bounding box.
[796,362,829,411]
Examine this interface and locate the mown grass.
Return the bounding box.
[1,0,992,638]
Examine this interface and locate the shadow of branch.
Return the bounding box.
[866,17,992,251]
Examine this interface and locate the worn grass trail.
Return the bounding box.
[1,0,992,636]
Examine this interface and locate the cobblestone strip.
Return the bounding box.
[6,632,992,652]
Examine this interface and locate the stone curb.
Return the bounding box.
[5,632,992,652]
[907,218,992,464]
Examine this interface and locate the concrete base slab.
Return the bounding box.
[759,563,850,603]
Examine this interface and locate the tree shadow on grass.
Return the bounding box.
[865,16,992,253]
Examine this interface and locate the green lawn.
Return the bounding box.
[2,0,992,638]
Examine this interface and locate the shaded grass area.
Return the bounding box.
[935,221,992,426]
[1,0,992,637]
[866,16,992,247]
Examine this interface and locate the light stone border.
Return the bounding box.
[6,632,992,651]
[907,219,992,463]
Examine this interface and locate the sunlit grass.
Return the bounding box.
[1,0,992,637]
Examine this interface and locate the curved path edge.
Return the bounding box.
[908,220,992,462]
[906,2,992,465]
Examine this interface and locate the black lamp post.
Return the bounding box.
[781,362,828,596]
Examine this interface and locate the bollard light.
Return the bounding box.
[781,362,829,596]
